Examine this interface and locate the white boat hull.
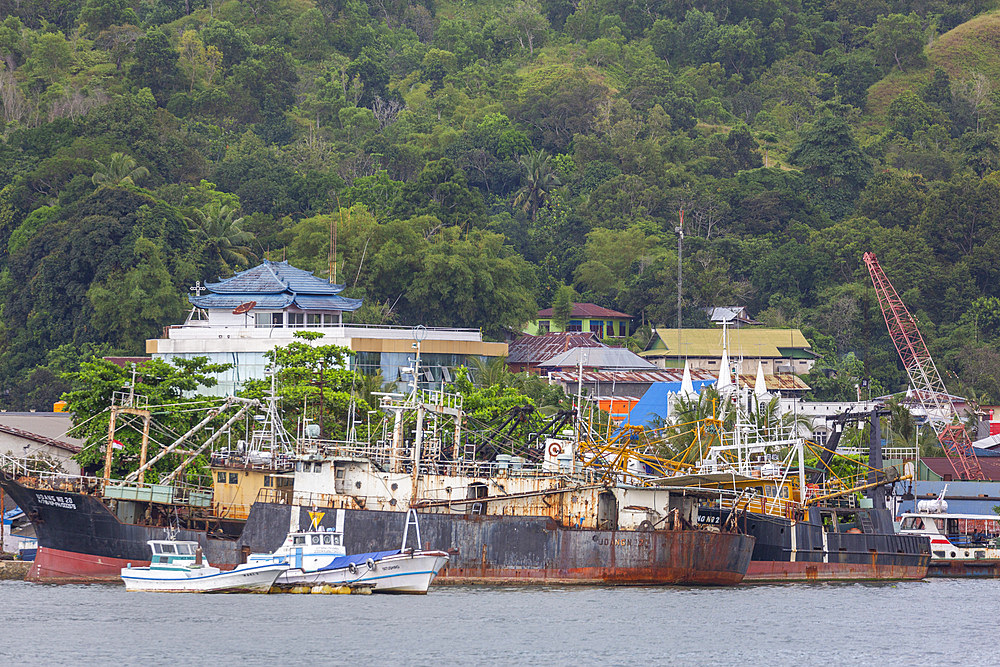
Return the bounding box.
[121,564,287,593]
[275,551,449,594]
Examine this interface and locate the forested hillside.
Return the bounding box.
[1,0,1000,409]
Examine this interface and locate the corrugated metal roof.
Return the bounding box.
[539,347,655,369]
[545,369,809,390]
[206,261,345,295]
[0,414,83,453]
[507,332,605,364]
[922,457,1000,481]
[547,369,716,384]
[644,328,812,358]
[536,302,630,319]
[735,373,811,391]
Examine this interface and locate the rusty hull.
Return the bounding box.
[238,504,755,586]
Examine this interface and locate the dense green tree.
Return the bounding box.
[128,28,180,103]
[390,159,487,228]
[788,114,872,218]
[869,13,926,73]
[63,356,231,478]
[78,0,138,35]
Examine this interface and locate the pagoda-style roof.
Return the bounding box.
[191,261,363,312]
[205,260,344,294]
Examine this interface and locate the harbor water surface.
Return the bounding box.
[2,578,988,665]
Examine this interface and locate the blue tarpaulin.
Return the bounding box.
[318,550,401,571]
[623,380,715,427]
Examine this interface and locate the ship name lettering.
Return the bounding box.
[36,494,77,510]
[595,537,651,548]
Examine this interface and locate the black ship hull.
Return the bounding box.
[699,506,930,581]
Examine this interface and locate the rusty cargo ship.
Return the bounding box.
[0,389,754,585]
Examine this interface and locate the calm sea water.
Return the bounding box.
[1,578,991,665]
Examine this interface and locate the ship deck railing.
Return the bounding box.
[292,440,601,481]
[1,453,213,507]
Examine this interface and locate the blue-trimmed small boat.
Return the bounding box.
[120,540,287,593]
[248,510,448,594]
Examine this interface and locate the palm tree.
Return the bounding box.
[468,355,513,388]
[188,202,255,273]
[513,149,561,221]
[91,152,149,187]
[352,370,390,413]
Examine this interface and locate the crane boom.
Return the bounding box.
[863,251,984,481]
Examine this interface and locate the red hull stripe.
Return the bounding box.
[744,560,927,582]
[29,546,235,583]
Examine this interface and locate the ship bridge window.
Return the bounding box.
[323,535,332,545]
[264,476,272,487]
[217,472,226,484]
[901,517,924,530]
[293,536,305,545]
[311,535,321,545]
[160,544,176,554]
[229,473,239,484]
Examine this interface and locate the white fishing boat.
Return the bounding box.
[248,510,449,594]
[897,485,1000,577]
[120,540,287,593]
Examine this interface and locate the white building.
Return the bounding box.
[0,412,83,475]
[147,261,507,395]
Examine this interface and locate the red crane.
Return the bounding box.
[863,251,985,481]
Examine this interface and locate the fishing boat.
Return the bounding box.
[120,539,287,593]
[249,510,448,594]
[897,486,1000,577]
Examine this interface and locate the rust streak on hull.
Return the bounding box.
[743,560,928,582]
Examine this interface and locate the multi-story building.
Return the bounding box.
[146,261,507,395]
[523,303,631,338]
[640,327,819,375]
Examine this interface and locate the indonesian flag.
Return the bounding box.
[111,439,124,450]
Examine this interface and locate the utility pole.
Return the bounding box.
[676,209,684,364]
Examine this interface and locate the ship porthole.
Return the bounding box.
[391,483,398,491]
[355,481,362,489]
[390,498,397,506]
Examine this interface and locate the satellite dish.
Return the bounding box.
[232,301,257,315]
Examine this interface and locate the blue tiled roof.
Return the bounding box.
[192,261,363,312]
[206,261,345,295]
[190,294,293,309]
[293,295,364,312]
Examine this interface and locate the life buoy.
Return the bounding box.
[548,442,562,458]
[366,557,376,570]
[348,562,358,574]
